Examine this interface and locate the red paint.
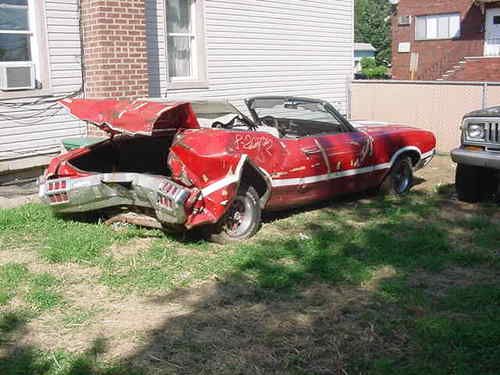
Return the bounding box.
[59,99,199,136]
[46,99,436,230]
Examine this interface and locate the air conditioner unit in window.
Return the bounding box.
[0,63,36,91]
[398,15,411,26]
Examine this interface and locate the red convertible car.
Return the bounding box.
[39,97,436,243]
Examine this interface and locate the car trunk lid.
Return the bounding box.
[60,98,200,136]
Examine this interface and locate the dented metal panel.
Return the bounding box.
[59,99,200,136]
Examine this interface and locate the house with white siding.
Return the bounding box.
[0,0,354,175]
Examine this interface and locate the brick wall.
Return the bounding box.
[80,0,149,99]
[447,57,500,81]
[392,0,485,80]
[80,0,150,136]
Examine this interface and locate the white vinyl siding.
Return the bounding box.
[0,0,84,162]
[146,0,354,114]
[416,13,461,41]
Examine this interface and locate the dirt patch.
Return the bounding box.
[18,281,215,360]
[413,155,456,194]
[107,238,155,260]
[0,249,38,266]
[362,266,398,291]
[129,281,404,374]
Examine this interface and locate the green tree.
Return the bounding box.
[360,57,388,79]
[355,0,392,65]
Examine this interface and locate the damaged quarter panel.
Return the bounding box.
[168,128,284,228]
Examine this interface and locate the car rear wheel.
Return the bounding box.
[456,164,497,203]
[379,157,414,195]
[209,185,261,244]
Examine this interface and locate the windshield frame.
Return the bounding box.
[245,96,356,134]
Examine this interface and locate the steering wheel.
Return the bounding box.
[212,115,257,131]
[212,115,238,129]
[261,116,287,137]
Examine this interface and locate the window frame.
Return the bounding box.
[0,0,50,93]
[415,13,461,41]
[166,0,208,90]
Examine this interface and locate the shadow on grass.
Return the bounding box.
[0,318,138,375]
[116,192,500,373]
[1,191,499,374]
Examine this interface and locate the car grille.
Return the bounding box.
[486,122,500,144]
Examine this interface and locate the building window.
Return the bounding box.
[166,0,207,89]
[415,13,461,40]
[0,0,49,92]
[0,0,31,62]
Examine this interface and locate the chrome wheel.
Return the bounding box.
[209,185,262,244]
[223,196,254,238]
[392,161,412,194]
[379,157,414,196]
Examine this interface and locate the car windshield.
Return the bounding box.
[191,101,251,129]
[248,98,345,137]
[251,98,339,123]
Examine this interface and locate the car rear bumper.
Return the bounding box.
[39,173,192,225]
[451,148,500,170]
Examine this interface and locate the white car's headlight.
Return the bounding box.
[467,123,485,140]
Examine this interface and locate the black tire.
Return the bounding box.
[456,164,497,203]
[479,169,498,202]
[379,156,414,195]
[208,185,261,244]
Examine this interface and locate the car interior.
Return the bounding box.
[191,99,348,139]
[249,98,348,138]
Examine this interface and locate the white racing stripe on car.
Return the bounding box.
[271,146,435,188]
[199,147,436,196]
[200,155,248,197]
[201,174,241,197]
[271,163,392,188]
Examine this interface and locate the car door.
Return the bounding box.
[268,135,330,208]
[315,130,374,194]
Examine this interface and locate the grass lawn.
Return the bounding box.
[0,156,499,374]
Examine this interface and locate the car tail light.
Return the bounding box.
[157,181,189,212]
[45,179,70,205]
[158,195,173,209]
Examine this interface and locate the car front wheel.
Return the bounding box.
[379,157,414,195]
[208,185,261,244]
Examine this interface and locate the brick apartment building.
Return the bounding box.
[392,0,500,81]
[0,0,354,173]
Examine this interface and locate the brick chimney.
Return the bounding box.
[80,0,149,99]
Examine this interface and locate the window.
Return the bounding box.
[166,0,207,89]
[494,16,500,25]
[0,0,31,62]
[415,13,461,40]
[0,0,48,91]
